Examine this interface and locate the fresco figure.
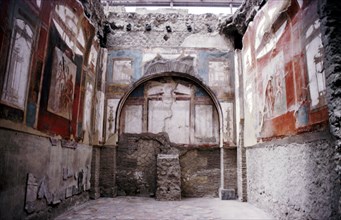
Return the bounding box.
[48,47,76,119]
[265,76,275,117]
[60,73,74,112]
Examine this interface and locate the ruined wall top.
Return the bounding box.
[105,11,232,49]
[219,0,266,49]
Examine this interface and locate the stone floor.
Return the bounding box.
[55,196,274,220]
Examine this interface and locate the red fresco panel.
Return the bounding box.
[37,27,48,59]
[284,61,295,108]
[248,0,329,140]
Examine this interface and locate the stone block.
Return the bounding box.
[156,154,181,201]
[220,189,236,200]
[66,186,73,198]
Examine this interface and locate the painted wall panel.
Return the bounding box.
[106,98,120,140]
[195,105,213,139]
[124,105,143,134]
[242,0,328,144]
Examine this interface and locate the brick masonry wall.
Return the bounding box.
[224,148,237,197]
[318,0,341,214]
[246,131,339,220]
[90,146,101,199]
[99,146,117,197]
[115,133,221,197]
[180,148,220,197]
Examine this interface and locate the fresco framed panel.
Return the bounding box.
[47,47,77,120]
[112,58,133,84]
[1,19,34,110]
[82,76,94,131]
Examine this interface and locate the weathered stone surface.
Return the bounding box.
[37,177,51,203]
[0,128,93,220]
[25,173,39,213]
[156,154,181,201]
[221,189,236,200]
[144,55,195,76]
[224,148,237,198]
[116,133,221,197]
[246,131,339,220]
[99,146,117,197]
[180,149,220,197]
[66,187,73,198]
[318,0,341,215]
[219,0,265,49]
[106,12,233,49]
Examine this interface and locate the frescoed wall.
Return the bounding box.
[47,47,77,120]
[242,0,329,145]
[240,1,339,219]
[0,0,105,219]
[102,10,239,199]
[105,48,236,146]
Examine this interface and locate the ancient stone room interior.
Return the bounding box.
[0,0,340,219]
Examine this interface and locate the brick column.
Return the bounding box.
[99,145,117,197]
[90,145,101,199]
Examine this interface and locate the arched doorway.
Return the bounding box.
[115,72,225,197]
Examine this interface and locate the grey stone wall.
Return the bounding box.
[0,128,92,220]
[246,131,339,220]
[318,0,341,214]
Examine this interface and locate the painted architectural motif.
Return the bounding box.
[106,99,120,140]
[83,81,94,130]
[1,19,34,109]
[305,19,326,108]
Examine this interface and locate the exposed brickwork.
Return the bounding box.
[90,146,101,199]
[99,146,117,197]
[116,134,163,196]
[116,133,221,197]
[180,149,220,197]
[223,148,237,198]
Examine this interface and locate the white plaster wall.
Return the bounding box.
[148,100,190,144]
[195,105,213,138]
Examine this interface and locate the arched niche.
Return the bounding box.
[113,72,226,197]
[115,72,223,147]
